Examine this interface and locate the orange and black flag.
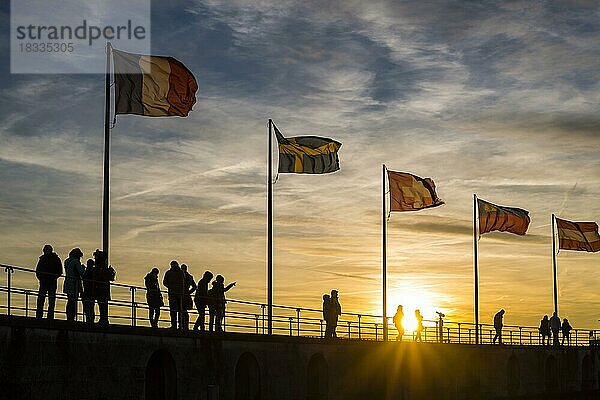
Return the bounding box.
[113,49,198,117]
[477,198,530,235]
[555,217,600,252]
[387,171,444,212]
[274,124,341,174]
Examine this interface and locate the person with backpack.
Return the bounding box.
[35,244,62,320]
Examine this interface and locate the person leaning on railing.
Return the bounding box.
[35,244,63,320]
[93,250,116,326]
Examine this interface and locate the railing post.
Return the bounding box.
[320,319,324,338]
[458,323,461,343]
[25,290,30,317]
[289,317,293,336]
[296,308,300,336]
[519,327,522,345]
[575,330,578,346]
[129,287,136,327]
[347,321,351,339]
[255,315,259,334]
[446,327,450,343]
[435,320,439,342]
[424,327,427,342]
[529,331,532,345]
[261,304,266,334]
[375,323,379,341]
[510,330,513,345]
[358,315,362,339]
[5,266,14,316]
[489,330,492,343]
[469,329,472,344]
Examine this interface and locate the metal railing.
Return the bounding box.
[1,263,597,346]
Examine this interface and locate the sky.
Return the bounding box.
[0,0,599,330]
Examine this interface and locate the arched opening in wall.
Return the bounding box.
[306,353,328,400]
[544,355,558,392]
[145,349,177,400]
[235,352,261,400]
[507,355,520,396]
[581,354,594,390]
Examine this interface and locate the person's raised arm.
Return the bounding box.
[224,281,236,292]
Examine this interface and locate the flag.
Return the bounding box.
[555,217,600,252]
[387,171,444,212]
[274,124,341,174]
[113,49,198,117]
[477,198,530,235]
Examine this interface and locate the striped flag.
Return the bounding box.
[387,171,444,212]
[477,198,530,235]
[556,217,600,252]
[113,49,198,117]
[274,124,341,174]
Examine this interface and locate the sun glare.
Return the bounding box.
[385,289,444,336]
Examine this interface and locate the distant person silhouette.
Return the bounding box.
[163,260,185,329]
[35,244,62,320]
[561,318,572,346]
[393,305,404,341]
[144,267,164,328]
[493,309,505,344]
[193,271,213,331]
[436,311,445,343]
[211,275,236,332]
[539,315,551,346]
[322,294,332,338]
[414,309,424,342]
[550,312,561,347]
[329,290,341,338]
[63,248,85,322]
[82,258,96,323]
[94,250,116,326]
[180,264,197,330]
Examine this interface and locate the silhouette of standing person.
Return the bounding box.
[329,290,341,338]
[193,271,213,331]
[493,309,505,344]
[561,318,572,346]
[35,244,62,320]
[550,312,561,347]
[212,275,236,332]
[322,294,332,338]
[63,248,85,322]
[94,250,115,326]
[82,258,96,324]
[180,264,197,330]
[393,305,404,341]
[539,315,551,346]
[414,309,424,342]
[163,260,185,329]
[144,267,164,328]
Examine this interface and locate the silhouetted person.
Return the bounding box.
[436,311,445,343]
[207,284,218,332]
[539,315,551,346]
[561,318,572,346]
[144,267,163,328]
[82,258,96,324]
[211,274,236,332]
[393,305,404,341]
[414,309,424,342]
[493,309,505,344]
[193,271,214,331]
[63,248,84,321]
[329,290,341,338]
[550,312,561,347]
[322,294,332,338]
[35,244,62,320]
[180,264,197,330]
[94,250,115,326]
[163,260,185,329]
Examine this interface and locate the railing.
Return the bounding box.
[1,263,597,346]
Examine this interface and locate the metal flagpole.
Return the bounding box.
[267,119,273,335]
[102,42,112,257]
[551,213,558,316]
[473,193,479,344]
[382,164,388,341]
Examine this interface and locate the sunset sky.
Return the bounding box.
[0,1,599,329]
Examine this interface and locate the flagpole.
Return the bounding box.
[551,213,558,316]
[267,119,273,335]
[473,193,479,344]
[102,42,112,258]
[382,164,388,341]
